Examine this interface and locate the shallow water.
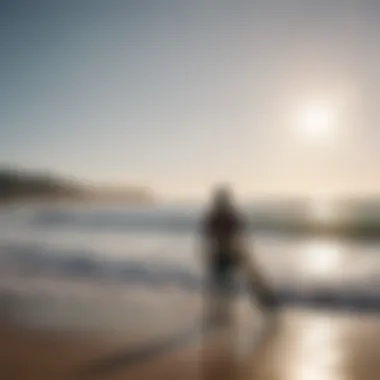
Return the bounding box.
[0,203,380,317]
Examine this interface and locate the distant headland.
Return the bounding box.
[0,166,156,204]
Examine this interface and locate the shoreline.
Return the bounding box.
[1,300,380,379]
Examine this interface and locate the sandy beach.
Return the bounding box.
[1,285,380,380]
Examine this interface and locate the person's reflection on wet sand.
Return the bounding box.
[199,309,281,380]
[199,317,241,380]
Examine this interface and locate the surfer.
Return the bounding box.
[201,186,277,321]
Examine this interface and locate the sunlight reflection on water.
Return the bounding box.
[309,199,338,223]
[302,241,344,280]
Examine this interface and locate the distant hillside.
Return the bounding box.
[0,167,155,204]
[0,168,83,201]
[84,186,155,204]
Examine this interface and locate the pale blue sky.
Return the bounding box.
[1,1,380,198]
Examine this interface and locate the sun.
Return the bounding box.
[296,102,335,139]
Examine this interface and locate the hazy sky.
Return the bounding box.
[1,1,380,198]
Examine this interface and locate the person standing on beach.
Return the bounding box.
[201,186,277,321]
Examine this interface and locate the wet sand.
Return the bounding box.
[1,289,380,380]
[112,310,380,380]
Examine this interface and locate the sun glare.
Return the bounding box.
[296,102,335,139]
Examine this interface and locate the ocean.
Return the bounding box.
[0,201,380,331]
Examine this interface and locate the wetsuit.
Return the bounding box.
[203,207,277,310]
[203,208,242,297]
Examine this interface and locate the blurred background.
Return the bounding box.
[2,1,380,379]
